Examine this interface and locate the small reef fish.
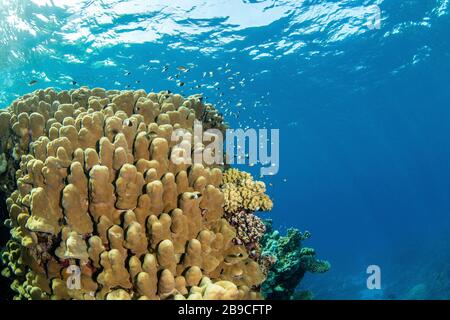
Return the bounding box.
[177,66,189,72]
[28,80,37,86]
[124,71,131,76]
[71,81,77,85]
[162,65,169,72]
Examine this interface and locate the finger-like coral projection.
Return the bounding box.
[0,87,265,300]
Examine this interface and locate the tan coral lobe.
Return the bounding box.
[0,87,267,300]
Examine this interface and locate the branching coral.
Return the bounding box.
[260,219,330,300]
[0,87,265,300]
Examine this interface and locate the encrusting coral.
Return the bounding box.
[0,87,266,300]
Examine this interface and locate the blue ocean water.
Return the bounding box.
[1,0,450,299]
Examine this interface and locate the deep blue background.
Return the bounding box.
[1,0,450,299]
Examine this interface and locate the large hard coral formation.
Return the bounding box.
[0,87,263,300]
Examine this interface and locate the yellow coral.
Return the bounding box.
[222,168,273,213]
[0,87,265,300]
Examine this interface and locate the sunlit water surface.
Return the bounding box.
[1,0,450,299]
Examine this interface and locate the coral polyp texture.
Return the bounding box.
[220,169,272,261]
[0,87,266,300]
[221,168,273,214]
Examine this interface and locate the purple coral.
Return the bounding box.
[28,232,54,267]
[259,254,277,277]
[224,209,266,260]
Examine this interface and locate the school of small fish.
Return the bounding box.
[26,59,288,186]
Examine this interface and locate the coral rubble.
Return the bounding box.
[0,87,266,300]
